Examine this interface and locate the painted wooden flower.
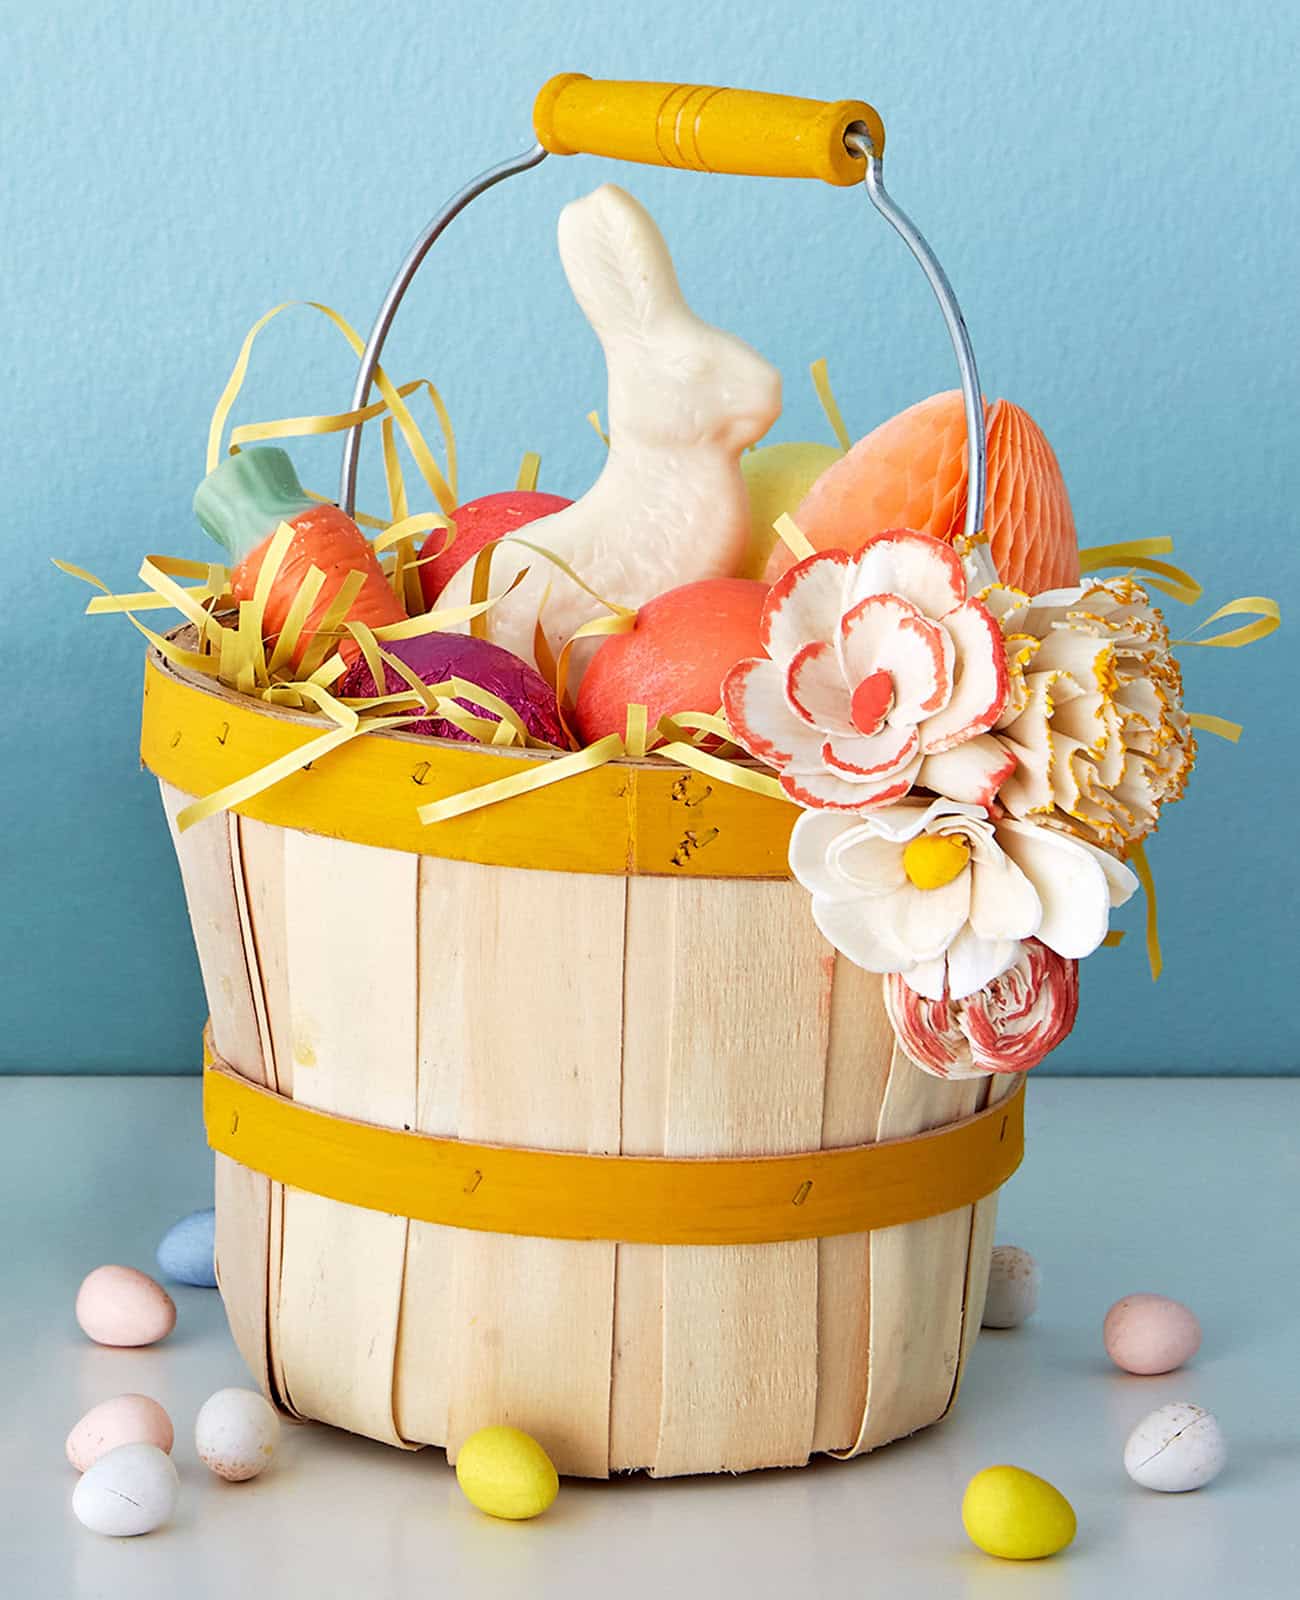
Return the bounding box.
[788,797,1137,1000]
[722,532,1013,809]
[986,578,1195,851]
[884,938,1079,1078]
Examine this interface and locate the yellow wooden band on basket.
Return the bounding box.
[533,74,884,186]
[203,1047,1025,1247]
[140,652,799,877]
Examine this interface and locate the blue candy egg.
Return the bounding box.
[156,1207,217,1288]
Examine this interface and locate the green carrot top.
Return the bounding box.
[194,447,318,563]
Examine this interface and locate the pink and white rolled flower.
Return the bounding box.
[789,797,1137,1000]
[722,531,1014,810]
[884,939,1079,1078]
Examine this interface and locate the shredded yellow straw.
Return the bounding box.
[60,309,1281,873]
[61,301,790,835]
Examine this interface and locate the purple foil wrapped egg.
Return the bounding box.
[340,631,569,748]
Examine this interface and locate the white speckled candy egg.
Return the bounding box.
[1124,1402,1226,1491]
[982,1245,1040,1328]
[1104,1293,1201,1374]
[195,1388,280,1481]
[66,1394,174,1472]
[72,1442,178,1536]
[75,1265,176,1347]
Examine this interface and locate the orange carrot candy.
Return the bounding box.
[194,447,406,667]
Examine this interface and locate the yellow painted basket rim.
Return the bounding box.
[140,639,800,876]
[205,1041,1025,1246]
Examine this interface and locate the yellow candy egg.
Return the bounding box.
[739,441,843,578]
[961,1465,1076,1560]
[455,1425,559,1521]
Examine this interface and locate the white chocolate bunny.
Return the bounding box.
[438,183,782,683]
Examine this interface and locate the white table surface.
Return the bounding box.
[3,1075,1296,1597]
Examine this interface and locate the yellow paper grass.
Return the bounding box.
[60,301,783,833]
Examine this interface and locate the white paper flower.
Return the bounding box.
[789,797,1137,999]
[884,938,1080,1078]
[722,532,1013,810]
[985,578,1195,850]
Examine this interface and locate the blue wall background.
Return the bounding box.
[5,0,1296,1073]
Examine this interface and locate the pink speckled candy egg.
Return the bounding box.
[1104,1293,1201,1375]
[66,1394,174,1472]
[75,1265,176,1347]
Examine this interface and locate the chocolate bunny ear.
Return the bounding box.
[557,184,684,343]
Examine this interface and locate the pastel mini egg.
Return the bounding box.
[982,1245,1040,1329]
[156,1207,217,1288]
[75,1265,176,1347]
[195,1387,280,1481]
[961,1465,1076,1560]
[66,1394,174,1472]
[72,1442,178,1537]
[1124,1402,1226,1492]
[1104,1293,1201,1375]
[455,1425,559,1521]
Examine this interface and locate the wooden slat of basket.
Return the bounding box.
[231,817,301,1418]
[213,1152,272,1385]
[160,785,265,1084]
[391,857,477,1447]
[159,784,273,1400]
[229,815,275,1085]
[443,865,624,1478]
[229,804,295,1413]
[810,954,893,1454]
[275,832,419,1447]
[948,1070,1020,1408]
[653,879,829,1477]
[265,1180,295,1419]
[842,1054,983,1456]
[236,819,294,1097]
[609,877,675,1473]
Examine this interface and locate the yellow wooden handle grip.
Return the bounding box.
[534,74,884,187]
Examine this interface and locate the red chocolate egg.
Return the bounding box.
[419,490,572,607]
[576,578,768,744]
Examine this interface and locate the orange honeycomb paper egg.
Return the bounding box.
[765,390,1079,594]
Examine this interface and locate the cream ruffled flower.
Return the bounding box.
[722,532,1013,810]
[789,797,1137,1000]
[986,578,1195,850]
[884,938,1080,1079]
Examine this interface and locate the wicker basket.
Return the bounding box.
[145,651,1020,1478]
[145,75,1029,1478]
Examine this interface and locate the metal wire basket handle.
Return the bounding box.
[339,74,996,588]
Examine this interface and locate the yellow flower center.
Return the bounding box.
[902,833,971,891]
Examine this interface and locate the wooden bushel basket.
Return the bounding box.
[147,75,1029,1478]
[144,652,1022,1478]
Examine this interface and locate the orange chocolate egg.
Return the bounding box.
[576,578,768,745]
